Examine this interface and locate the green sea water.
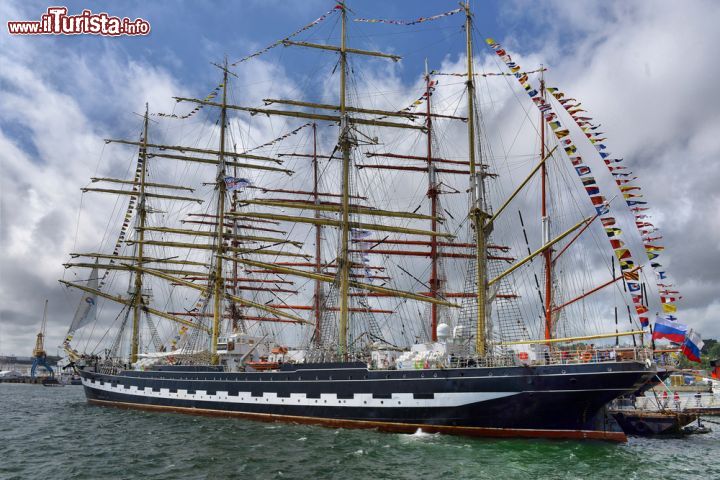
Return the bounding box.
[1,383,718,480]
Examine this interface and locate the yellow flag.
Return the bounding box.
[662,303,677,313]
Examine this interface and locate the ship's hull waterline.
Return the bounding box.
[80,361,655,441]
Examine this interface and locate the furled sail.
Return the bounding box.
[63,266,98,347]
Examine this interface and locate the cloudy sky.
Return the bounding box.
[1,0,718,356]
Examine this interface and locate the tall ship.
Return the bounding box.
[60,2,665,441]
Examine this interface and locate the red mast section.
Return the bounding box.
[540,75,553,341]
[426,63,441,342]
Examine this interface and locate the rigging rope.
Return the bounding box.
[231,6,342,66]
[543,85,681,324]
[153,83,222,120]
[240,122,313,154]
[354,8,463,26]
[486,38,646,328]
[431,68,547,77]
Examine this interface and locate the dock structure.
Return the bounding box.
[635,391,720,415]
[610,388,719,436]
[610,408,699,436]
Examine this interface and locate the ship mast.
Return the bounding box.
[312,122,323,344]
[337,3,351,357]
[212,61,229,364]
[130,103,149,363]
[66,65,321,358]
[166,2,459,357]
[230,126,242,333]
[230,177,241,332]
[540,73,553,341]
[464,2,488,355]
[425,61,440,342]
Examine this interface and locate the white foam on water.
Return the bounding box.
[399,428,440,443]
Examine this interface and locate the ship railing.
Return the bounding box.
[630,391,720,412]
[611,391,720,412]
[462,346,653,369]
[523,345,653,367]
[428,346,653,370]
[304,350,371,365]
[447,354,517,369]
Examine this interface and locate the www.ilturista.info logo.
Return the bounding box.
[7,7,150,36]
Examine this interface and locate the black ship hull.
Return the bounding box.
[79,360,654,441]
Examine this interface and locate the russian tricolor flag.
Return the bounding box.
[652,315,688,343]
[681,330,704,363]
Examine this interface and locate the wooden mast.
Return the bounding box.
[426,61,440,342]
[464,2,487,355]
[540,73,553,341]
[211,61,229,364]
[230,126,241,333]
[338,2,351,357]
[312,122,323,344]
[130,103,149,364]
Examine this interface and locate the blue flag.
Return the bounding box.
[224,176,252,190]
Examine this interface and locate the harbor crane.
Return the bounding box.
[30,299,54,379]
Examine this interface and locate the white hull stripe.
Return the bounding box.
[83,378,516,408]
